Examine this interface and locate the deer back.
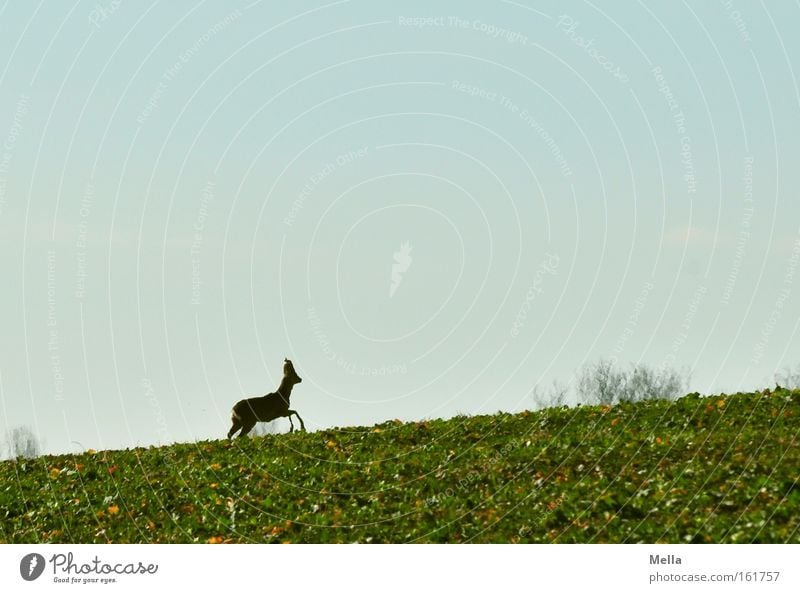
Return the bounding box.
[235,392,289,422]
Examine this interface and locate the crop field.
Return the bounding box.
[1,389,798,543]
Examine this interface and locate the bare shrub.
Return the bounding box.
[577,359,688,405]
[531,379,569,410]
[620,363,687,403]
[5,425,41,459]
[577,359,626,405]
[251,421,280,436]
[775,363,800,390]
[531,359,691,409]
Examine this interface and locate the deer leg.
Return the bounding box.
[288,410,306,432]
[286,414,295,433]
[238,420,256,438]
[227,418,243,439]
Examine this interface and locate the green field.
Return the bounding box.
[2,388,798,543]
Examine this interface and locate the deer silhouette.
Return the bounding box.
[227,358,306,438]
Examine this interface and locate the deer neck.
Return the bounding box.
[276,377,295,402]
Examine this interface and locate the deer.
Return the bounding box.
[227,358,306,438]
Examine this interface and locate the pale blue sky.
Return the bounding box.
[1,1,799,455]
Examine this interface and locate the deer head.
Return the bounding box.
[283,358,302,384]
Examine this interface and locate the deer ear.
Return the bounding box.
[284,358,289,363]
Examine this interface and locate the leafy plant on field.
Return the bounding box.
[0,389,798,544]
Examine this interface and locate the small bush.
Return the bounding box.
[530,379,569,410]
[577,359,688,405]
[4,426,41,460]
[532,359,690,409]
[776,363,800,390]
